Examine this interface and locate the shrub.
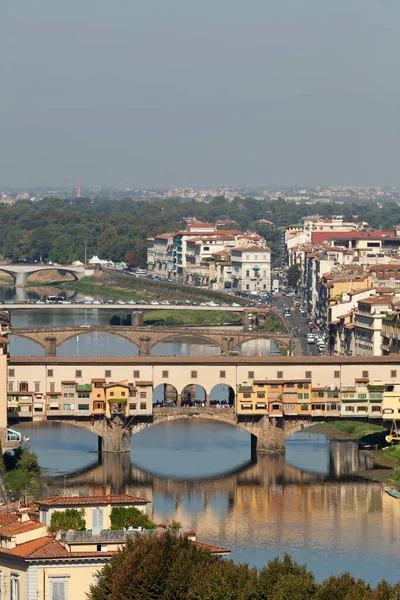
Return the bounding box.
[110,506,155,530]
[49,508,86,534]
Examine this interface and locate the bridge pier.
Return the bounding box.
[132,311,143,326]
[15,272,27,287]
[44,337,57,356]
[253,418,286,454]
[139,336,151,356]
[97,418,131,453]
[221,336,235,354]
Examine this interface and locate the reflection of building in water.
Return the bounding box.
[329,441,373,477]
[236,339,276,357]
[49,444,400,559]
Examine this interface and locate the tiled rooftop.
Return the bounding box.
[0,520,44,537]
[37,494,150,507]
[10,355,400,365]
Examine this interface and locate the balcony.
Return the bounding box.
[63,528,149,544]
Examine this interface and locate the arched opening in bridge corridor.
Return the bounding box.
[9,336,45,356]
[210,384,235,408]
[57,333,139,357]
[181,384,206,407]
[153,384,178,408]
[150,336,221,357]
[235,339,281,356]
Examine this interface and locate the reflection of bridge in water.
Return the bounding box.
[56,440,373,499]
[48,441,400,568]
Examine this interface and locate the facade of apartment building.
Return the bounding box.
[147,222,270,289]
[231,247,271,293]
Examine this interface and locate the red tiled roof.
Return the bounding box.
[37,495,150,507]
[0,514,19,528]
[0,337,9,344]
[358,296,392,305]
[0,536,68,558]
[0,520,44,537]
[311,231,396,244]
[10,355,400,365]
[0,536,117,560]
[135,381,153,386]
[194,541,230,554]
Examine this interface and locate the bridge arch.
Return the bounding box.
[149,334,221,355]
[57,331,140,356]
[0,268,17,284]
[134,412,253,439]
[8,335,45,356]
[24,268,79,283]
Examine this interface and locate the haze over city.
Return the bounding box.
[2,0,400,188]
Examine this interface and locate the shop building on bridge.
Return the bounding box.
[4,356,400,425]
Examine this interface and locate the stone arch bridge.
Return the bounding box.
[39,408,308,453]
[9,325,292,355]
[0,264,89,286]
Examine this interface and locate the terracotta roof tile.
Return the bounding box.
[194,541,230,554]
[0,536,68,559]
[37,495,150,507]
[0,514,19,528]
[10,355,400,366]
[0,520,45,537]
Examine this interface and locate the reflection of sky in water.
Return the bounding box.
[286,431,329,475]
[131,421,252,479]
[15,422,98,476]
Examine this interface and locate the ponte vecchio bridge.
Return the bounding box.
[6,354,399,454]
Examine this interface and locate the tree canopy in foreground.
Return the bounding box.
[87,532,400,600]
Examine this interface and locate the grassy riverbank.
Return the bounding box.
[60,277,145,301]
[143,309,242,326]
[311,420,387,441]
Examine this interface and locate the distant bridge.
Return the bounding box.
[2,303,245,311]
[9,325,292,355]
[0,264,92,286]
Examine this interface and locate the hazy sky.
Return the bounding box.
[1,0,400,188]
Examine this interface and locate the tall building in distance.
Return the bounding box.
[77,180,81,198]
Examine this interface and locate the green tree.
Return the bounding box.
[98,227,119,261]
[49,509,86,534]
[88,532,218,600]
[110,506,156,530]
[287,264,301,289]
[315,572,372,600]
[258,554,316,600]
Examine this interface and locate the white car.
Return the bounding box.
[307,334,315,344]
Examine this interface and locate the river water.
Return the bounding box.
[3,286,400,584]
